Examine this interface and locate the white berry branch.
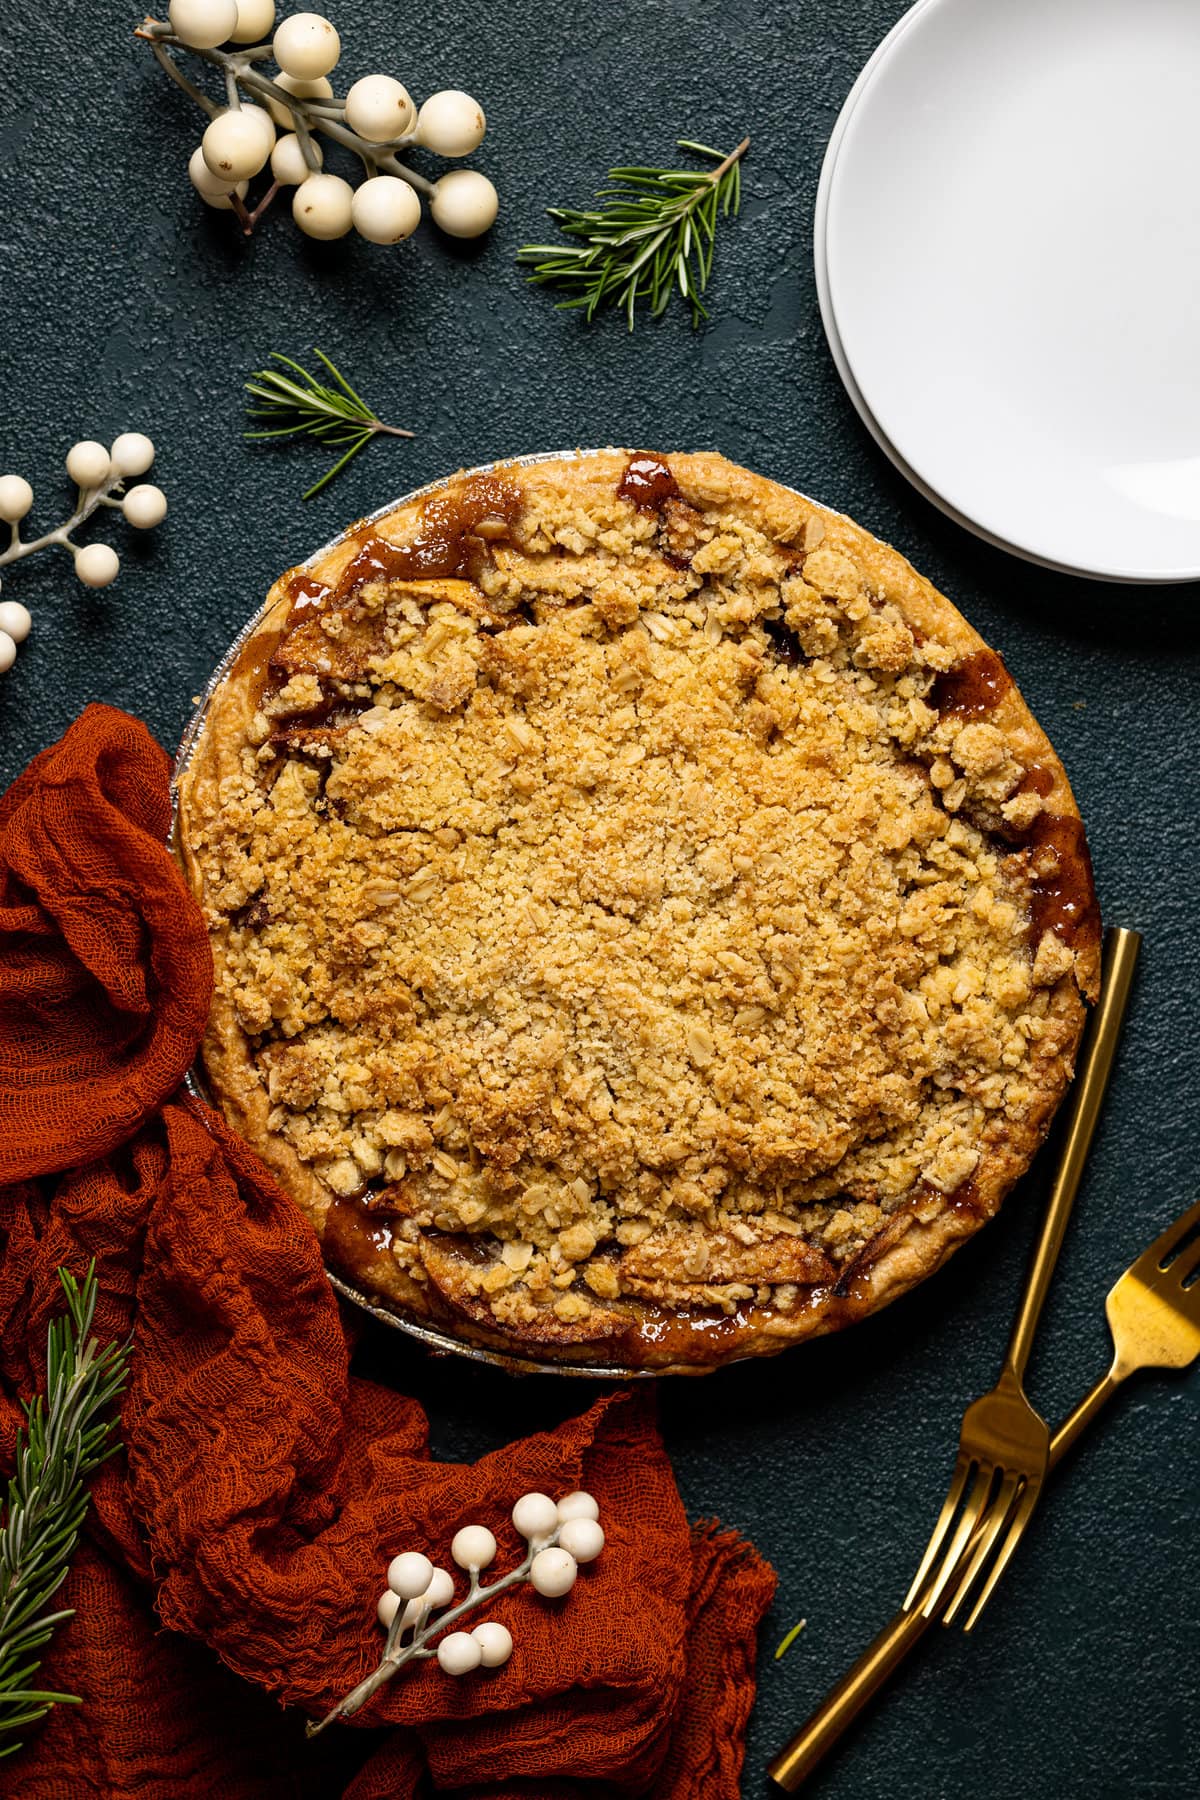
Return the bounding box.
[0,436,166,675]
[136,6,498,245]
[308,1490,606,1737]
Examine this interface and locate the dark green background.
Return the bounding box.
[2,1,1197,1793]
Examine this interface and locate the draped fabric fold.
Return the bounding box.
[0,707,775,1799]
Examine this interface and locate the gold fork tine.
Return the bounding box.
[959,1477,1038,1632]
[917,1467,997,1618]
[903,1454,972,1608]
[1174,1241,1200,1285]
[942,1471,1022,1627]
[1138,1190,1200,1273]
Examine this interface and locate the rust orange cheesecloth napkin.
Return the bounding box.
[0,706,776,1800]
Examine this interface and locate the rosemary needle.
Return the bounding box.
[0,1264,129,1758]
[244,348,414,500]
[517,136,749,330]
[774,1619,807,1661]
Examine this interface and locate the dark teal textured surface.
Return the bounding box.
[1,2,1198,1794]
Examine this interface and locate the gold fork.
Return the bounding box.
[908,926,1141,1632]
[1049,1183,1200,1458]
[769,924,1142,1790]
[769,1174,1200,1791]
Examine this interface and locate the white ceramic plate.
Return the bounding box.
[823,0,1200,583]
[813,0,1018,557]
[814,0,1086,574]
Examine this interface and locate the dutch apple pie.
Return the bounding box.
[175,450,1100,1370]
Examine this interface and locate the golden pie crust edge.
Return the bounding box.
[175,449,1101,1374]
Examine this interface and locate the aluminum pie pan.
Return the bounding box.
[170,449,836,1380]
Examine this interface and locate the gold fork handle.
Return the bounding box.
[768,1368,1125,1794]
[1048,1366,1123,1467]
[1006,926,1141,1380]
[767,1365,1131,1793]
[766,1605,935,1791]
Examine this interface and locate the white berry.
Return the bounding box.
[66,441,111,489]
[416,90,486,158]
[377,1589,402,1629]
[198,178,250,211]
[530,1547,577,1598]
[471,1621,513,1668]
[189,145,236,199]
[0,633,16,675]
[512,1492,559,1544]
[422,1566,455,1609]
[292,171,354,239]
[273,12,340,80]
[386,1551,433,1599]
[558,1517,604,1564]
[0,601,32,644]
[122,484,168,530]
[437,1630,482,1676]
[451,1525,497,1571]
[345,74,416,143]
[556,1491,599,1524]
[270,131,321,185]
[264,71,332,127]
[203,107,275,181]
[74,543,120,588]
[110,433,155,478]
[0,475,33,522]
[168,0,238,49]
[352,175,421,245]
[230,0,275,42]
[241,102,277,156]
[429,169,498,240]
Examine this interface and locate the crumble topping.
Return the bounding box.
[184,452,1095,1358]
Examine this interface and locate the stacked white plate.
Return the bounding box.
[816,0,1200,583]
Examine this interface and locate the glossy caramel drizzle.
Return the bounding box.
[1025,811,1098,943]
[330,473,523,606]
[1017,763,1055,797]
[253,474,524,720]
[324,1194,395,1280]
[931,649,1014,719]
[284,572,332,617]
[618,452,681,513]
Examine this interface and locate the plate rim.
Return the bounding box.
[811,0,1106,577]
[813,0,1119,579]
[821,0,1200,585]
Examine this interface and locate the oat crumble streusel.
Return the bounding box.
[176,450,1100,1370]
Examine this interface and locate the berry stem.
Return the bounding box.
[146,38,218,119]
[138,28,436,198]
[300,109,432,193]
[229,190,254,233]
[243,179,281,233]
[0,475,126,570]
[307,1534,562,1738]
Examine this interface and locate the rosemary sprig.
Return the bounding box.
[244,349,414,500]
[0,1264,130,1759]
[518,136,749,330]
